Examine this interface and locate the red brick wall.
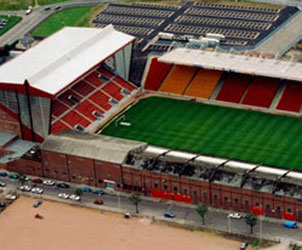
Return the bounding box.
[6,158,43,176]
[0,108,21,136]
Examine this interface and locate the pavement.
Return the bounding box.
[0,171,302,246]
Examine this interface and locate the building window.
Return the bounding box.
[224,196,228,202]
[287,208,292,213]
[164,184,168,190]
[154,183,158,188]
[234,198,238,204]
[255,202,260,207]
[98,179,103,184]
[266,204,270,209]
[183,189,187,194]
[214,194,218,200]
[72,175,75,179]
[245,200,249,205]
[193,190,197,196]
[277,206,281,211]
[173,186,178,192]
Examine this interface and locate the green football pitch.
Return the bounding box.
[101,96,302,171]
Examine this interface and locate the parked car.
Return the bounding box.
[0,202,6,208]
[57,183,70,189]
[44,7,51,11]
[43,180,55,186]
[81,187,92,192]
[33,200,43,208]
[164,211,175,218]
[284,221,298,229]
[58,193,69,199]
[94,199,104,205]
[8,174,18,179]
[54,6,61,10]
[0,171,7,177]
[25,6,33,15]
[5,194,16,200]
[20,185,31,192]
[0,181,6,187]
[69,194,81,201]
[240,242,249,250]
[228,213,242,220]
[124,213,131,219]
[31,187,44,194]
[92,189,105,195]
[31,178,43,184]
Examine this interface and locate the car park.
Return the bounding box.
[0,202,6,208]
[164,211,175,218]
[0,171,7,177]
[0,181,6,187]
[69,194,81,201]
[5,194,16,200]
[43,180,55,186]
[57,183,70,188]
[92,189,105,195]
[228,213,242,220]
[20,185,31,192]
[58,193,69,199]
[31,178,43,184]
[94,199,104,205]
[8,174,18,179]
[81,187,92,192]
[31,187,44,194]
[33,200,43,208]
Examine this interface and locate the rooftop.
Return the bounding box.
[41,130,147,165]
[159,48,302,82]
[0,25,134,97]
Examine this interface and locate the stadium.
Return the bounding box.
[0,1,302,222]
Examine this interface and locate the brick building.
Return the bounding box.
[7,130,300,222]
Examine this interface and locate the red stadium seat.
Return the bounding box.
[113,76,136,91]
[76,100,104,121]
[71,80,95,96]
[61,110,90,127]
[102,82,124,101]
[144,57,172,91]
[216,73,251,103]
[51,120,70,134]
[89,91,112,111]
[277,81,302,112]
[52,99,69,117]
[242,77,280,108]
[85,72,104,87]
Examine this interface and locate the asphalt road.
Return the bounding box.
[0,173,302,246]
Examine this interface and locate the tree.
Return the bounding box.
[245,213,257,234]
[196,205,208,225]
[129,193,141,214]
[75,188,83,198]
[18,173,27,186]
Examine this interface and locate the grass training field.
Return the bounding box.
[102,96,302,171]
[0,15,22,36]
[31,6,100,37]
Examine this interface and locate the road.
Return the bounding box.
[0,0,111,47]
[0,172,301,246]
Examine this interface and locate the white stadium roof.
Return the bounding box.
[0,25,134,96]
[159,48,302,82]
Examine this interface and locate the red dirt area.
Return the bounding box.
[0,197,241,250]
